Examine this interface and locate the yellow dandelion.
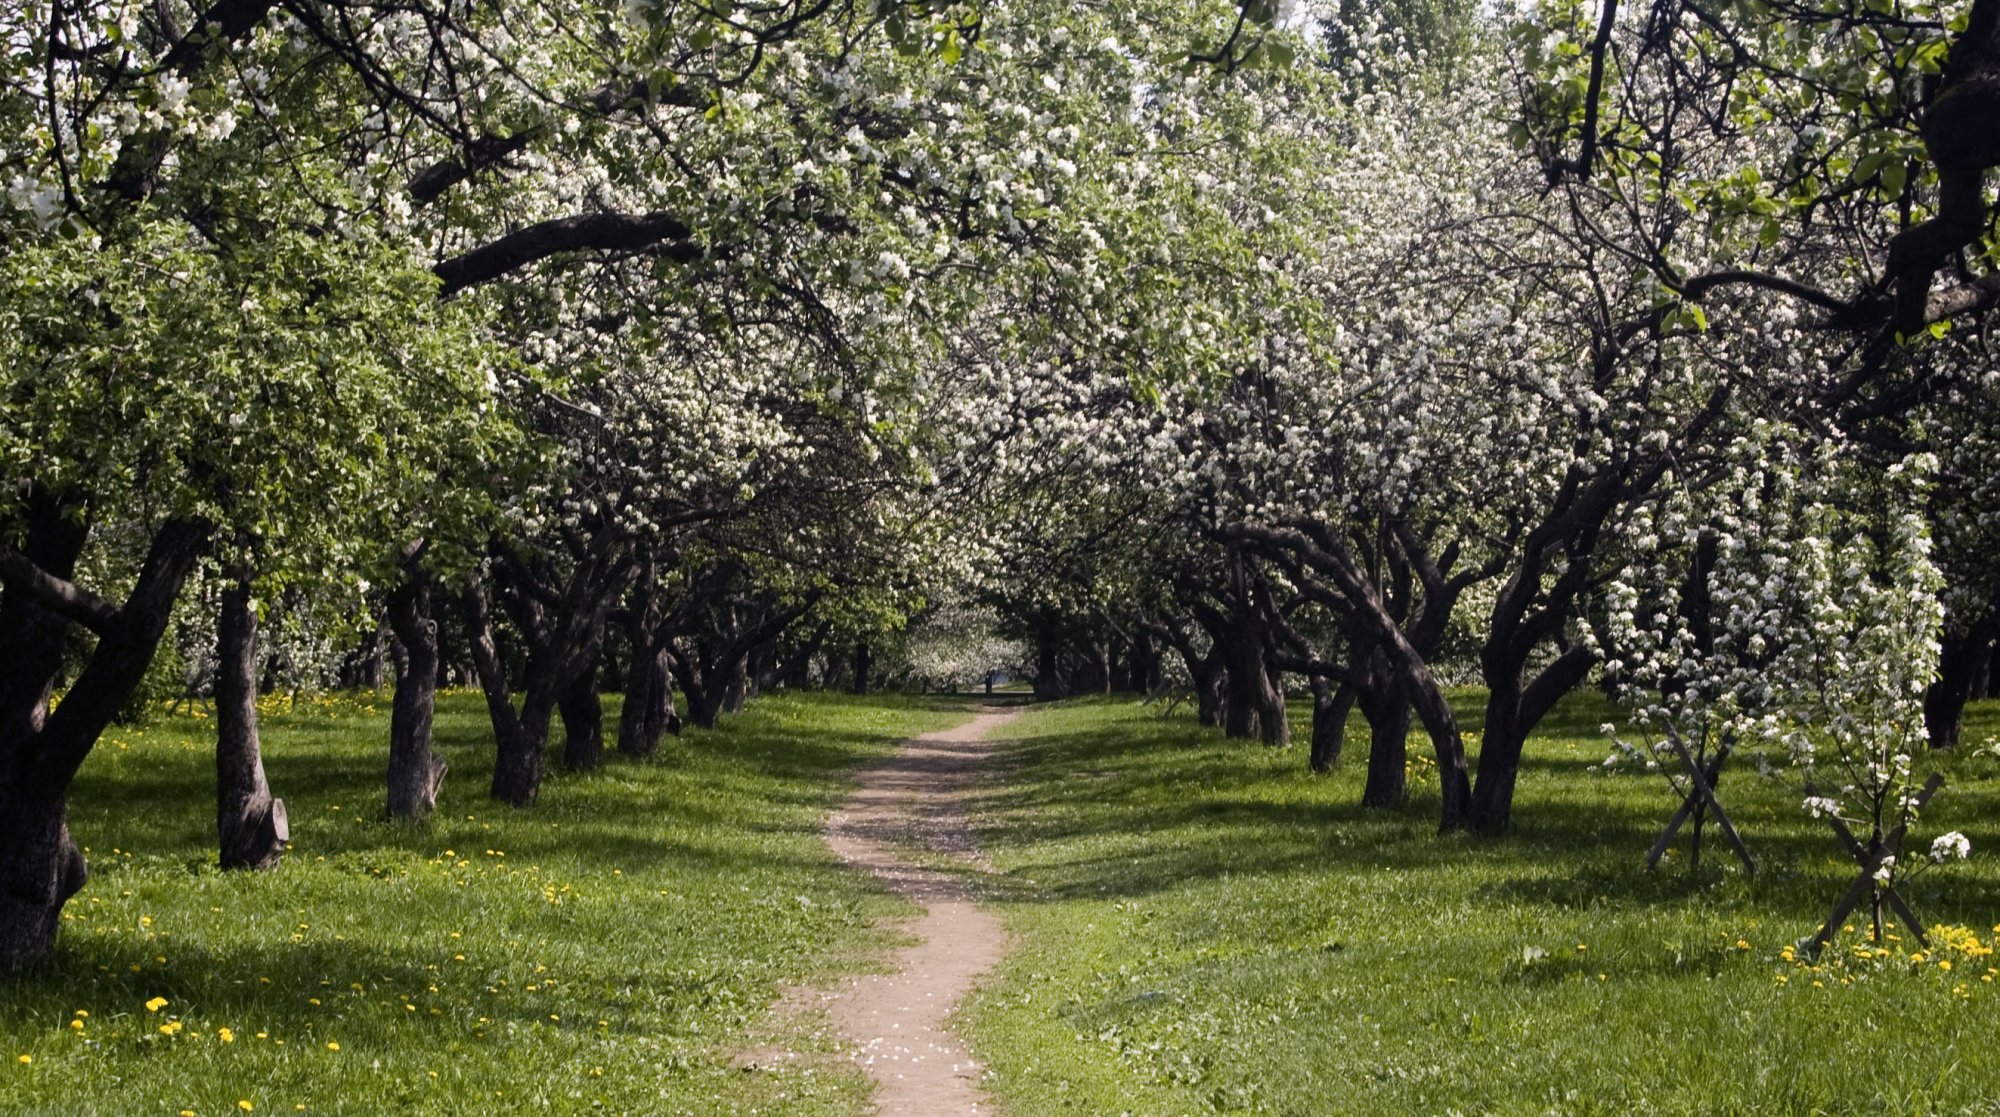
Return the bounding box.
[68,1021,83,1031]
[145,997,169,1012]
[239,1102,254,1112]
[326,1042,339,1052]
[15,1055,29,1065]
[219,1028,235,1043]
[1940,960,1953,972]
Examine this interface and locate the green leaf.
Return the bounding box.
[1880,159,1907,196]
[1850,150,1888,185]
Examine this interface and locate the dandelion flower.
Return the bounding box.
[326,1042,339,1052]
[145,997,169,1012]
[15,1055,29,1065]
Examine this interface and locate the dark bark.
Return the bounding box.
[433,212,700,298]
[1310,678,1354,774]
[1227,522,1468,826]
[1,513,207,967]
[384,563,445,818]
[617,643,678,756]
[1885,0,2000,330]
[1129,629,1164,693]
[615,563,674,757]
[1927,606,2000,749]
[1468,644,1596,831]
[748,644,780,695]
[216,570,285,870]
[1357,652,1410,808]
[671,652,721,729]
[560,662,605,772]
[723,645,752,713]
[463,578,553,807]
[1032,635,1062,701]
[0,790,86,971]
[1220,628,1288,745]
[0,496,87,754]
[1462,467,1629,832]
[851,641,873,697]
[781,621,831,688]
[671,594,816,727]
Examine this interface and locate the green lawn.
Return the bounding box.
[12,690,2000,1116]
[1,690,963,1117]
[963,696,2000,1117]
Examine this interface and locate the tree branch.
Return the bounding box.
[0,551,119,633]
[433,211,701,297]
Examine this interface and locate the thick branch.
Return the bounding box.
[0,552,119,633]
[433,212,701,298]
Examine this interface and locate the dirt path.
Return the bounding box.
[818,706,1020,1115]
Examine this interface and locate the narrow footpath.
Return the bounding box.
[820,706,1020,1115]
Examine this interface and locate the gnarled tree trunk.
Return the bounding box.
[560,664,605,772]
[385,563,446,818]
[464,578,553,807]
[0,507,208,966]
[1357,651,1409,808]
[1309,678,1353,774]
[617,644,677,757]
[216,571,286,870]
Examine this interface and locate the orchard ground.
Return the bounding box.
[2,692,1997,1115]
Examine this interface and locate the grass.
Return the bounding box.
[0,689,965,1117]
[962,694,2000,1116]
[13,688,2000,1116]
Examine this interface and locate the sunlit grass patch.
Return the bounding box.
[964,696,2000,1116]
[2,690,964,1116]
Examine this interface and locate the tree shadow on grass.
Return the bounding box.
[976,700,2000,929]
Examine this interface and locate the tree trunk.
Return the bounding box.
[1310,679,1353,774]
[463,579,553,808]
[1222,648,1261,741]
[560,662,605,772]
[0,790,86,970]
[723,654,749,714]
[1192,657,1226,728]
[1358,658,1409,808]
[490,710,550,807]
[216,572,286,871]
[686,683,728,729]
[1469,645,1594,832]
[385,566,446,818]
[0,512,208,965]
[1221,631,1286,744]
[1033,635,1063,701]
[851,641,873,697]
[1927,608,1999,749]
[618,644,675,757]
